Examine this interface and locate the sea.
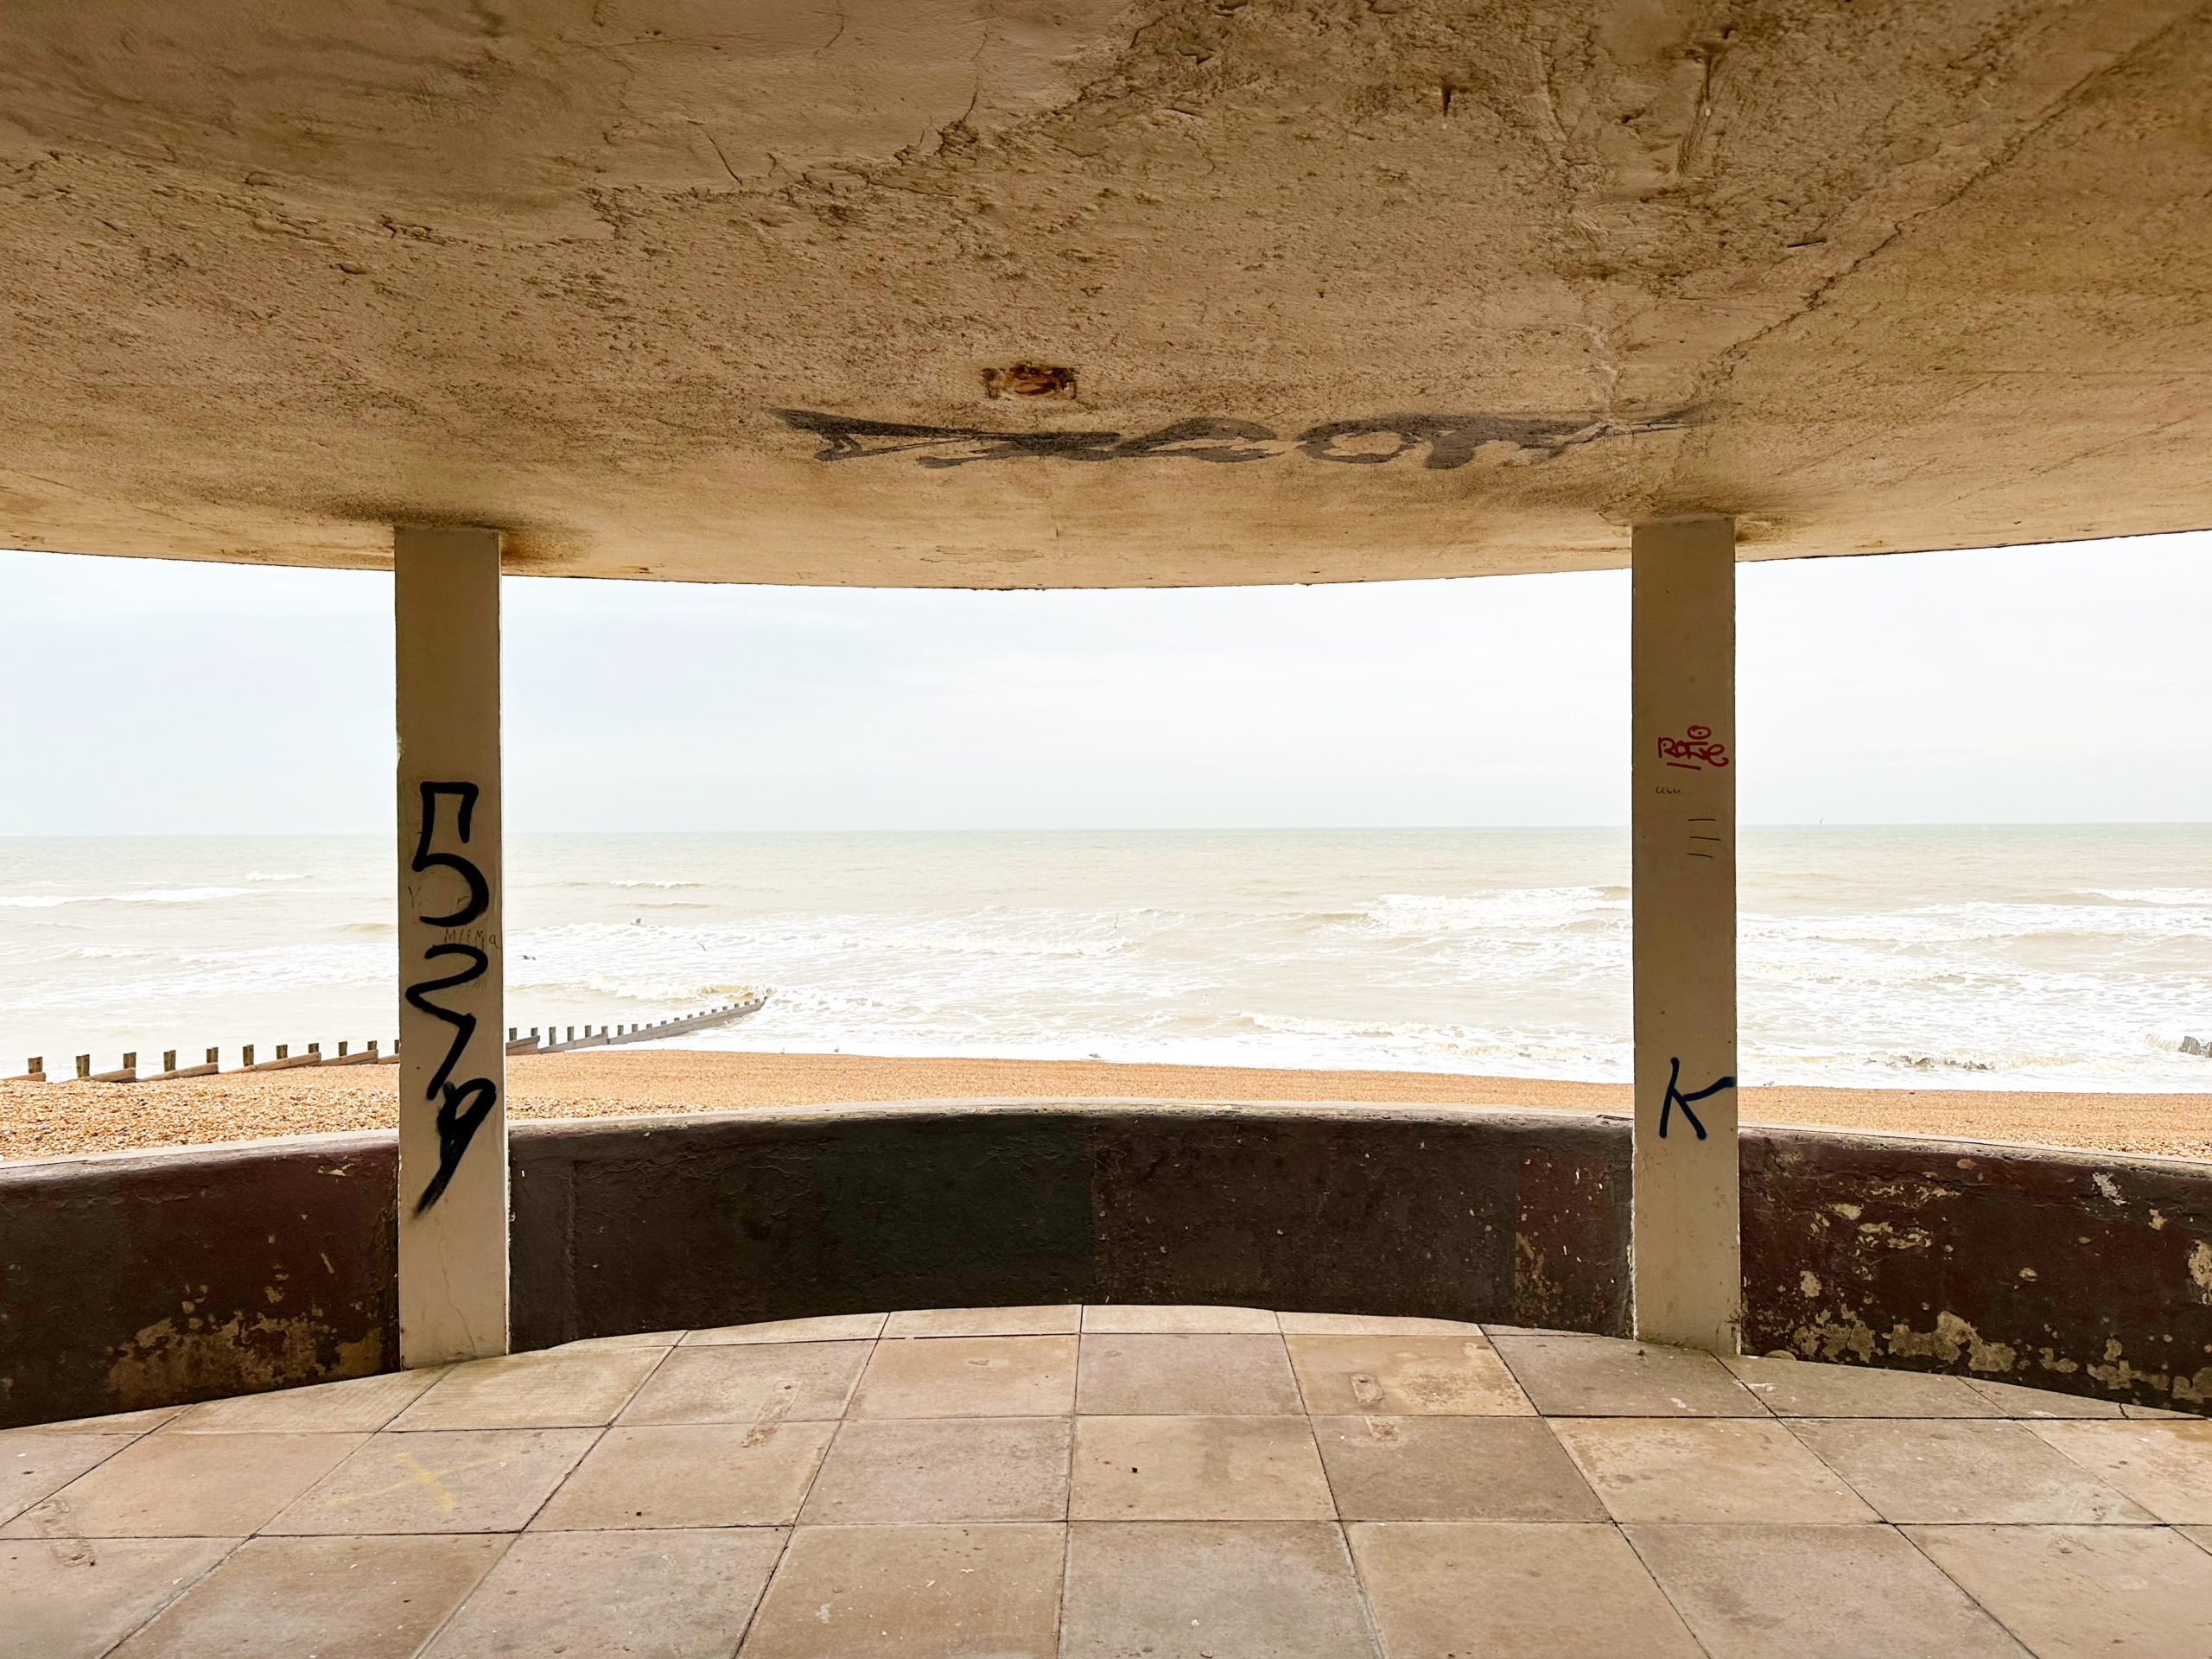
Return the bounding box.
[2,827,2209,1091]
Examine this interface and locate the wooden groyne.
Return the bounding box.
[8,993,770,1084]
[502,995,770,1056]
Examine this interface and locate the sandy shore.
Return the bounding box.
[3,1049,2209,1163]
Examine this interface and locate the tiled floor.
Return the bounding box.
[6,1307,2210,1658]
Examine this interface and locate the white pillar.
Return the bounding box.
[1630,516,1738,1352]
[395,526,508,1365]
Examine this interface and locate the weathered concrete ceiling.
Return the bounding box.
[3,0,2207,586]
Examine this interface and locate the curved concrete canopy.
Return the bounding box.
[2,0,2207,587]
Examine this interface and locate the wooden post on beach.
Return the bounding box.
[396,525,509,1367]
[1631,516,1739,1353]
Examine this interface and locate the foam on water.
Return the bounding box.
[0,827,2207,1090]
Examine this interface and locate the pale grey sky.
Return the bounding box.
[3,531,2207,834]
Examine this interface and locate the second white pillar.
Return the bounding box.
[1630,516,1739,1352]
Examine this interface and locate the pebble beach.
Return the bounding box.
[4,1049,2209,1164]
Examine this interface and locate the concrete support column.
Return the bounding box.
[1631,516,1739,1352]
[395,527,508,1366]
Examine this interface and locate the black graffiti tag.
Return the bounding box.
[406,782,497,1215]
[1658,1055,1735,1141]
[773,408,1683,469]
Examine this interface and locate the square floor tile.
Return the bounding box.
[2123,1402,2201,1420]
[1627,1522,2029,1658]
[1908,1524,2212,1658]
[800,1417,1071,1523]
[1,1535,235,1659]
[1351,1521,1703,1658]
[683,1313,887,1345]
[1287,1334,1530,1415]
[534,1422,835,1529]
[11,1408,182,1437]
[422,1528,785,1657]
[1062,1522,1372,1659]
[168,1370,447,1434]
[1314,1415,1605,1521]
[1083,1305,1280,1333]
[110,1534,505,1659]
[266,1428,597,1535]
[1963,1377,2126,1418]
[1791,1418,2154,1523]
[1277,1312,1484,1337]
[1489,1333,1766,1416]
[1553,1418,1876,1523]
[1077,1334,1303,1414]
[392,1348,665,1430]
[849,1336,1077,1418]
[0,1433,138,1526]
[539,1330,683,1351]
[884,1305,1080,1337]
[741,1522,1064,1659]
[619,1342,871,1426]
[1071,1416,1333,1521]
[1724,1356,1995,1418]
[3,1432,363,1538]
[2025,1420,2212,1522]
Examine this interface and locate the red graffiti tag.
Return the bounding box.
[1658,726,1730,771]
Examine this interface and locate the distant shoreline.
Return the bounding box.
[3,1049,2208,1165]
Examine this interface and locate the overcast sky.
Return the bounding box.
[3,531,2207,835]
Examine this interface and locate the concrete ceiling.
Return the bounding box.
[3,0,2207,587]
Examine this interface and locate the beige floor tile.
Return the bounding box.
[1277,1311,1484,1337]
[0,1433,138,1526]
[0,1535,236,1659]
[1628,1522,2029,1658]
[1489,1332,1767,1416]
[264,1429,598,1535]
[168,1370,448,1434]
[8,1408,183,1437]
[534,1422,835,1529]
[2122,1402,2201,1420]
[1077,1333,1303,1415]
[1553,1418,1877,1523]
[392,1348,665,1430]
[741,1522,1064,1659]
[1791,1418,2155,1523]
[618,1341,872,1426]
[1313,1416,1606,1522]
[1287,1334,1531,1416]
[1351,1521,1703,1658]
[540,1330,685,1351]
[2,1431,363,1538]
[849,1336,1077,1419]
[1724,1356,1996,1418]
[1083,1305,1281,1334]
[884,1305,1081,1337]
[1071,1415,1334,1521]
[1962,1377,2126,1418]
[2025,1420,2212,1522]
[799,1417,1071,1523]
[111,1534,505,1659]
[1061,1522,1373,1659]
[2183,1523,2212,1556]
[682,1313,888,1345]
[1907,1524,2212,1659]
[422,1528,785,1657]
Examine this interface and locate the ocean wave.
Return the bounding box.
[0,887,256,908]
[246,872,308,882]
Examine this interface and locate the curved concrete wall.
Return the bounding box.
[1,1101,2205,1427]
